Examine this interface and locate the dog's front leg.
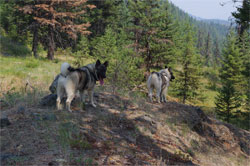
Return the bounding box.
[88,90,96,108]
[160,93,164,103]
[163,94,167,103]
[156,88,161,103]
[162,87,168,103]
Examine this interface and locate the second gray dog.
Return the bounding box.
[147,66,175,103]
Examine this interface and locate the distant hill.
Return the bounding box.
[169,2,231,61]
[189,14,231,26]
[201,19,231,26]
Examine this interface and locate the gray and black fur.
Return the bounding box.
[56,60,108,112]
[147,66,175,103]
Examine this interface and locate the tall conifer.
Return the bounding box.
[175,24,201,104]
[215,30,243,123]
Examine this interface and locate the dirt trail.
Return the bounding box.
[1,92,249,165]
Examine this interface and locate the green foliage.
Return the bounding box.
[232,0,250,36]
[128,0,176,71]
[91,27,143,92]
[73,36,91,67]
[174,24,202,103]
[215,30,243,123]
[239,31,250,111]
[205,66,220,90]
[169,2,228,65]
[0,36,31,56]
[88,0,123,37]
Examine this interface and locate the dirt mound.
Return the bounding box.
[0,92,249,165]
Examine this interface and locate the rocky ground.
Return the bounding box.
[0,91,249,166]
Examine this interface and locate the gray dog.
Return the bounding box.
[147,66,175,103]
[56,60,108,112]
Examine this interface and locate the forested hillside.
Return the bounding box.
[169,2,230,65]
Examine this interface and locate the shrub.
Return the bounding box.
[0,36,31,57]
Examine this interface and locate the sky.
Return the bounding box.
[169,0,240,20]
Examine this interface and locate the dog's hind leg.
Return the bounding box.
[66,93,74,112]
[148,87,153,102]
[56,97,63,110]
[156,87,161,103]
[56,87,64,110]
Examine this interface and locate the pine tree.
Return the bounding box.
[176,24,201,104]
[215,30,243,123]
[18,0,95,60]
[232,0,250,37]
[213,38,221,66]
[239,31,250,111]
[87,0,122,37]
[128,0,175,72]
[73,36,91,67]
[91,27,143,93]
[204,32,212,66]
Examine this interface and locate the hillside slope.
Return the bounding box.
[1,90,249,165]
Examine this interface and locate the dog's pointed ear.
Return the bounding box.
[165,65,168,69]
[96,59,101,67]
[104,61,109,67]
[169,67,172,72]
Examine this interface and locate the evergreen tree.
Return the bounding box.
[232,0,250,37]
[239,31,250,111]
[18,0,95,60]
[88,0,122,37]
[128,0,175,72]
[175,24,201,104]
[73,36,91,67]
[0,1,30,43]
[213,38,221,66]
[204,32,212,66]
[91,27,143,93]
[215,31,243,123]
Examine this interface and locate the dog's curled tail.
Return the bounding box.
[60,62,75,77]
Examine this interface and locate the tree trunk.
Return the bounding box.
[183,67,188,104]
[32,27,38,58]
[47,26,55,60]
[146,40,151,72]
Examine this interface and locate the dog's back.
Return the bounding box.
[147,72,162,90]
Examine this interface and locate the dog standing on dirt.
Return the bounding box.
[56,60,108,112]
[147,66,175,103]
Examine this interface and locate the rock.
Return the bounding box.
[0,118,11,128]
[48,161,59,166]
[40,94,57,107]
[48,159,67,166]
[17,106,25,114]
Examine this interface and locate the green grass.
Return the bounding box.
[0,56,61,94]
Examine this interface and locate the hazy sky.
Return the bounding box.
[169,0,240,20]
